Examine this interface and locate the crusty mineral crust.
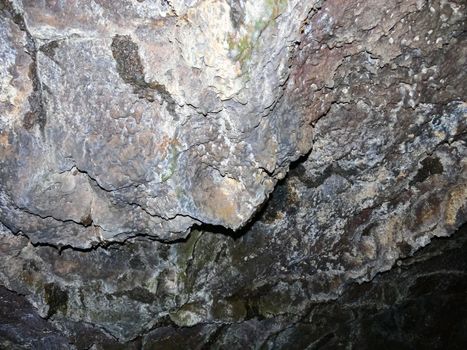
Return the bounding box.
[0,0,466,346]
[1,0,317,248]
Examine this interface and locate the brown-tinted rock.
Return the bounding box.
[0,0,466,347]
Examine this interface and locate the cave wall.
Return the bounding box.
[0,0,466,348]
[2,225,466,349]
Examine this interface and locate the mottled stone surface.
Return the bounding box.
[2,226,466,349]
[0,286,71,349]
[0,0,466,348]
[1,0,317,248]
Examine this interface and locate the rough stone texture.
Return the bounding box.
[2,226,466,349]
[1,0,316,248]
[0,286,71,349]
[0,0,466,348]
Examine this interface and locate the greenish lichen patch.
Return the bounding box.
[257,291,291,317]
[169,302,206,327]
[44,282,68,318]
[212,297,247,321]
[266,0,288,17]
[160,141,180,182]
[175,230,203,293]
[227,0,288,67]
[176,230,203,266]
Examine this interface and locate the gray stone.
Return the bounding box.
[0,0,466,347]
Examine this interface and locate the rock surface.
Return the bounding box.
[1,0,317,248]
[0,0,466,348]
[2,225,466,349]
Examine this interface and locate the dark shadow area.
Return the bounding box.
[281,223,467,350]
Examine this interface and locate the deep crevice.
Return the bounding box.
[193,147,314,241]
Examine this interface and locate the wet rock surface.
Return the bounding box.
[0,0,466,348]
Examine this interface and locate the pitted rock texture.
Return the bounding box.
[1,0,317,248]
[0,0,466,348]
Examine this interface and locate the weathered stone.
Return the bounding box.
[1,0,318,248]
[0,0,466,348]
